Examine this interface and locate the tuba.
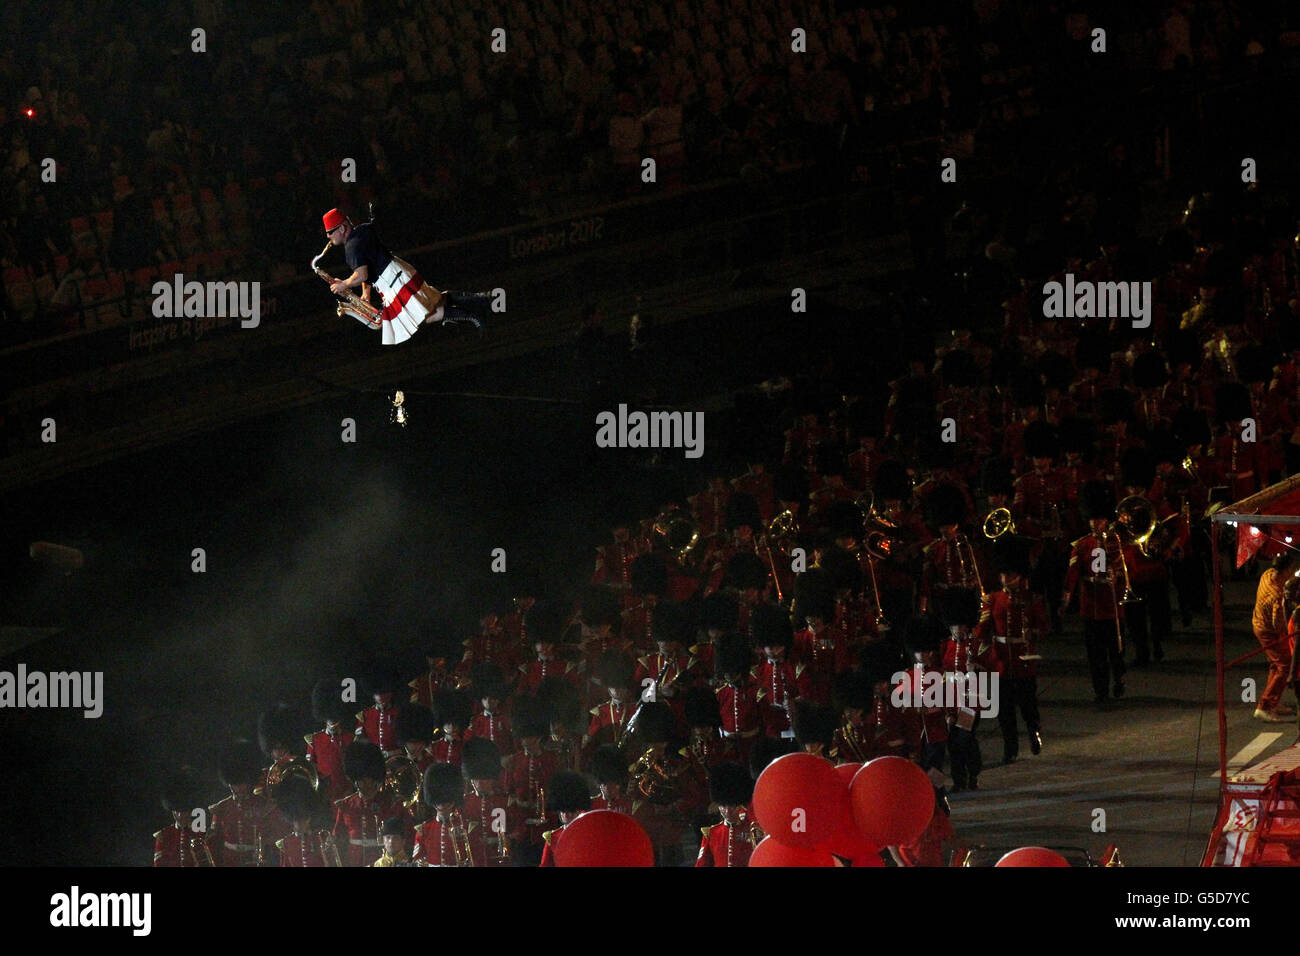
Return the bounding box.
[266,756,319,792]
[652,508,700,566]
[312,241,384,328]
[630,746,679,805]
[384,754,423,809]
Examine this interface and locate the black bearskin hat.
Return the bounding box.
[825,499,866,542]
[342,741,385,785]
[511,694,551,739]
[422,763,464,808]
[1214,382,1252,423]
[715,632,753,680]
[583,587,623,632]
[1120,446,1155,490]
[363,663,402,699]
[630,553,669,598]
[701,590,739,633]
[793,571,836,624]
[1132,350,1169,389]
[1234,344,1274,386]
[218,740,263,788]
[1172,405,1212,449]
[749,736,796,780]
[820,545,862,594]
[546,770,593,814]
[933,586,982,628]
[1075,329,1112,373]
[594,649,637,691]
[724,492,762,532]
[538,676,583,732]
[461,737,502,781]
[1023,421,1061,460]
[724,551,769,592]
[525,600,567,646]
[1080,479,1116,521]
[1058,416,1097,456]
[709,761,755,806]
[792,700,837,750]
[903,613,946,655]
[1165,329,1201,369]
[1097,388,1134,426]
[992,535,1033,579]
[257,703,302,757]
[634,701,676,745]
[431,688,474,731]
[160,772,207,814]
[939,348,978,388]
[684,686,722,728]
[751,602,794,651]
[652,598,695,646]
[311,679,351,725]
[1037,350,1075,391]
[1148,428,1183,466]
[872,459,912,503]
[1010,368,1045,409]
[774,463,811,504]
[470,662,508,703]
[395,705,435,744]
[981,458,1016,499]
[924,482,968,529]
[859,642,904,688]
[272,775,319,823]
[832,669,874,712]
[590,745,629,786]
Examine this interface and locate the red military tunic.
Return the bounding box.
[428,736,464,769]
[792,626,854,705]
[894,665,948,747]
[753,659,811,738]
[333,791,412,867]
[920,534,984,615]
[586,699,636,753]
[690,487,732,541]
[276,830,339,867]
[153,824,214,867]
[414,812,473,866]
[208,793,282,867]
[716,679,760,744]
[974,584,1047,679]
[305,727,356,802]
[466,710,514,755]
[355,705,402,756]
[732,469,776,525]
[464,792,518,866]
[517,657,579,695]
[1063,533,1126,623]
[696,810,762,867]
[1012,469,1068,543]
[592,538,645,593]
[505,748,559,843]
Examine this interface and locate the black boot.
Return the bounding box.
[441,291,492,332]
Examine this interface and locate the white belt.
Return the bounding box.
[224,842,256,852]
[993,636,1028,644]
[350,838,382,847]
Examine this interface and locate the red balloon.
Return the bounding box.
[849,756,935,848]
[995,847,1071,868]
[753,752,852,849]
[552,810,655,867]
[821,763,877,860]
[749,836,838,867]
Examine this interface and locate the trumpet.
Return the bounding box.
[447,810,474,867]
[322,831,344,868]
[953,532,986,601]
[311,241,383,328]
[384,754,423,809]
[265,756,319,792]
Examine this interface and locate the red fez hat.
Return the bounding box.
[322,208,346,233]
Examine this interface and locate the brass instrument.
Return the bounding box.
[758,509,800,603]
[954,532,986,601]
[631,746,679,805]
[384,754,423,809]
[982,507,1015,540]
[265,756,319,792]
[311,240,383,328]
[652,507,701,565]
[322,831,344,867]
[447,810,474,867]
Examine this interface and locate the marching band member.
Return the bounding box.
[752,603,810,740]
[589,744,636,815]
[355,667,403,758]
[935,587,991,790]
[318,207,489,343]
[410,649,454,711]
[715,631,761,760]
[462,737,517,867]
[1062,481,1127,706]
[154,776,215,867]
[585,650,638,756]
[505,694,559,861]
[429,689,473,769]
[332,741,411,867]
[395,705,437,772]
[695,761,762,867]
[372,817,416,866]
[538,771,594,867]
[306,680,356,803]
[413,763,473,866]
[209,740,282,867]
[978,537,1047,764]
[274,776,341,867]
[465,663,514,756]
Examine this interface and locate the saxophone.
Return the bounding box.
[311,241,383,328]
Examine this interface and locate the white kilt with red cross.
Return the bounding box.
[373,256,443,345]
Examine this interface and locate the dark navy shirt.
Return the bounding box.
[343,223,393,280]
